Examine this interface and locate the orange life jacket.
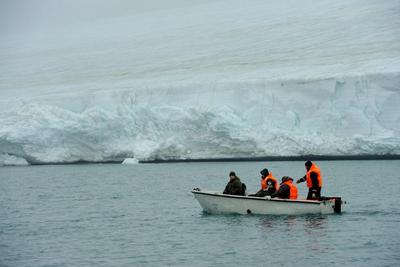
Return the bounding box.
[306,163,323,188]
[284,180,298,199]
[261,173,279,191]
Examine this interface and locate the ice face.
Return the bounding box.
[0,0,399,165]
[1,74,399,164]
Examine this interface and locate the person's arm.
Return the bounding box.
[266,180,274,190]
[223,182,230,194]
[296,175,306,184]
[271,184,289,198]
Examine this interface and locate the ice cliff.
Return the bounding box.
[0,0,399,165]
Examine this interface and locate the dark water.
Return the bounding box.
[1,161,399,267]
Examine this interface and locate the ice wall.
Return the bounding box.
[1,73,399,164]
[0,0,399,165]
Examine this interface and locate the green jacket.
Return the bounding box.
[223,176,243,195]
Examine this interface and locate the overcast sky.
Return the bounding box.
[0,0,217,33]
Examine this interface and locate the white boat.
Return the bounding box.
[192,188,344,215]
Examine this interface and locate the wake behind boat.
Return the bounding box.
[192,188,344,215]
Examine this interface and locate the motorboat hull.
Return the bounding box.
[192,189,343,215]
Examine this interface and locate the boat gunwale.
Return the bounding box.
[191,190,324,205]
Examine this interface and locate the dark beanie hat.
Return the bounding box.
[281,176,293,182]
[229,171,236,176]
[260,168,269,176]
[305,160,312,167]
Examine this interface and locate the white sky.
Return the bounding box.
[0,0,218,33]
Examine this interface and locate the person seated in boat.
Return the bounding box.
[271,176,298,199]
[296,160,323,200]
[248,168,278,197]
[223,171,245,196]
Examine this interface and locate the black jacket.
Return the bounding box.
[271,183,290,199]
[223,176,243,195]
[298,172,320,188]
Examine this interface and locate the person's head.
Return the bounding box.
[260,168,269,178]
[281,176,293,183]
[229,171,236,180]
[305,160,312,171]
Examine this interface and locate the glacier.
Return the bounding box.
[0,0,399,165]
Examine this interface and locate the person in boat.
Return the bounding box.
[248,168,278,197]
[296,160,323,200]
[271,176,298,199]
[223,171,245,196]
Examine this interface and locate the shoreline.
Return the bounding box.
[140,154,400,163]
[3,154,399,167]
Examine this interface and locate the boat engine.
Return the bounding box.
[333,197,342,213]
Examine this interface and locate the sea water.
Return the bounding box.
[1,160,399,266]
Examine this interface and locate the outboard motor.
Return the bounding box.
[333,197,342,213]
[320,196,343,214]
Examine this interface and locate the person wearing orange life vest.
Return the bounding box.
[248,168,279,197]
[270,176,298,199]
[296,160,323,200]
